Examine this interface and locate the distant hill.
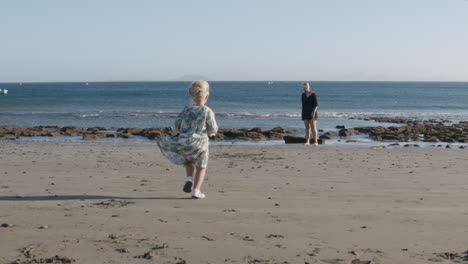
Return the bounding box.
[168,75,210,81]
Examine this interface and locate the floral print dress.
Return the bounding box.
[158,105,218,168]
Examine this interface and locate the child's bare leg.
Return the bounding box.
[183,161,195,193]
[191,166,207,198]
[193,166,206,191]
[185,162,196,177]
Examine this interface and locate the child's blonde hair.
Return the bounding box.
[189,80,210,100]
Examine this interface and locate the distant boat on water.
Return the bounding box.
[267,81,274,85]
[0,89,8,95]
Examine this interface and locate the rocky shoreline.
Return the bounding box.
[0,126,292,142]
[1,117,467,145]
[350,116,452,124]
[332,121,468,143]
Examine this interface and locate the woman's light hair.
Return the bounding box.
[189,80,210,99]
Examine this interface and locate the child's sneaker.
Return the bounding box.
[183,181,192,193]
[191,189,205,199]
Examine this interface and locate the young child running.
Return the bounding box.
[158,80,218,199]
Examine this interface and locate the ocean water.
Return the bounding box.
[1,81,467,134]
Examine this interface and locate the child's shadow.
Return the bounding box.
[0,195,192,201]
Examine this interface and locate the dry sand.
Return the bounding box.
[0,142,467,264]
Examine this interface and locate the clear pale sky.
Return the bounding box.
[1,0,467,82]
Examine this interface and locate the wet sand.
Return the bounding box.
[1,142,467,264]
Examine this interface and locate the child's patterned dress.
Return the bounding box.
[158,105,218,168]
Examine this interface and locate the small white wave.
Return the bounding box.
[124,111,300,118]
[128,112,178,118]
[217,112,300,118]
[320,111,468,120]
[71,113,101,118]
[2,110,465,121]
[0,111,71,116]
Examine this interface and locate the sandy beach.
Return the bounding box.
[1,142,467,264]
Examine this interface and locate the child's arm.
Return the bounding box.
[206,109,218,137]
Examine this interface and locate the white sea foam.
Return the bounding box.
[71,113,101,118]
[1,110,466,122]
[120,110,468,120]
[320,111,468,120]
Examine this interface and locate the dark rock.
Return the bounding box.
[319,131,337,140]
[354,126,374,134]
[424,136,440,142]
[143,127,176,139]
[161,127,177,136]
[283,136,324,144]
[146,132,162,140]
[367,117,417,124]
[45,131,61,137]
[353,122,468,143]
[117,127,144,135]
[119,134,134,139]
[82,133,108,140]
[404,144,420,147]
[381,134,404,141]
[339,128,357,137]
[246,132,268,140]
[369,126,387,136]
[0,126,13,134]
[143,128,165,140]
[18,128,42,137]
[9,127,23,136]
[87,127,107,132]
[249,127,263,133]
[283,136,305,143]
[262,131,284,140]
[270,127,289,133]
[336,125,345,129]
[60,126,82,136]
[222,129,247,139]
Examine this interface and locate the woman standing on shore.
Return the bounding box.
[158,80,218,199]
[301,82,318,146]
